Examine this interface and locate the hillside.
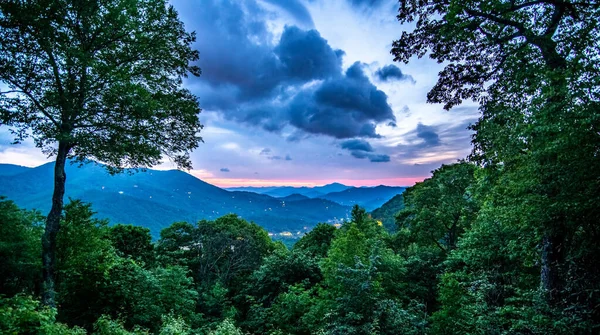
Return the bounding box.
[280,193,310,202]
[370,193,405,232]
[318,185,406,211]
[0,162,351,237]
[0,164,31,176]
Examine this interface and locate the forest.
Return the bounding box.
[1,0,599,334]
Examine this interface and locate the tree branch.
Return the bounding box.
[1,76,60,127]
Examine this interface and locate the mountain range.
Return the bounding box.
[226,183,351,198]
[0,162,406,238]
[227,184,405,210]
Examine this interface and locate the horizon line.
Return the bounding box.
[0,160,424,189]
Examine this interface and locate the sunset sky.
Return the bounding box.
[0,0,480,188]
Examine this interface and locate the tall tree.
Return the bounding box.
[397,162,478,252]
[392,0,600,312]
[0,0,202,306]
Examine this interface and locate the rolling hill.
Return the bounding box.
[370,194,405,232]
[318,185,406,211]
[0,162,351,238]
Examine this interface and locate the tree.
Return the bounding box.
[55,200,118,328]
[396,162,478,253]
[0,295,86,335]
[392,0,600,316]
[0,0,203,306]
[293,223,337,259]
[0,197,44,296]
[109,224,154,265]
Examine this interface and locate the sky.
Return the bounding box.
[0,0,480,188]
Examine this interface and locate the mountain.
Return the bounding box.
[0,162,351,238]
[0,164,31,176]
[319,185,406,211]
[280,193,310,202]
[370,194,405,232]
[227,182,351,198]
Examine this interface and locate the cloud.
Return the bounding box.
[285,154,292,161]
[350,150,390,163]
[340,138,389,163]
[268,155,283,160]
[375,64,415,83]
[177,1,395,141]
[262,0,314,27]
[416,123,440,147]
[392,119,477,165]
[368,154,390,162]
[220,168,230,172]
[260,148,271,155]
[288,62,395,138]
[351,150,369,159]
[340,139,373,152]
[275,26,343,81]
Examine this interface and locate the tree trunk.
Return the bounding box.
[41,141,69,307]
[536,42,568,306]
[540,232,562,303]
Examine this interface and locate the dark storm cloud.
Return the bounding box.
[351,150,369,159]
[341,138,390,163]
[375,65,415,83]
[276,26,343,81]
[288,62,395,138]
[262,0,314,27]
[341,139,374,152]
[369,154,390,162]
[350,150,390,163]
[178,0,395,140]
[416,123,441,147]
[220,168,230,172]
[180,0,279,104]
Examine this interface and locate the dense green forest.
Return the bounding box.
[1,159,598,334]
[1,0,599,333]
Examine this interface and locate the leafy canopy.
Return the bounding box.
[0,0,203,169]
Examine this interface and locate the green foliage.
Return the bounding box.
[93,316,149,335]
[102,262,198,333]
[241,249,322,333]
[0,0,203,169]
[0,197,43,296]
[157,214,276,289]
[158,315,191,335]
[371,194,404,232]
[393,0,600,331]
[208,319,243,335]
[109,224,155,266]
[0,295,85,335]
[56,200,118,328]
[293,223,337,258]
[397,162,478,252]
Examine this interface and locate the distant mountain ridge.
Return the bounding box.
[227,183,406,210]
[227,182,351,198]
[0,162,406,238]
[319,185,406,211]
[0,164,32,177]
[0,162,351,238]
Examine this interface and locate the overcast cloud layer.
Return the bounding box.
[0,0,480,187]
